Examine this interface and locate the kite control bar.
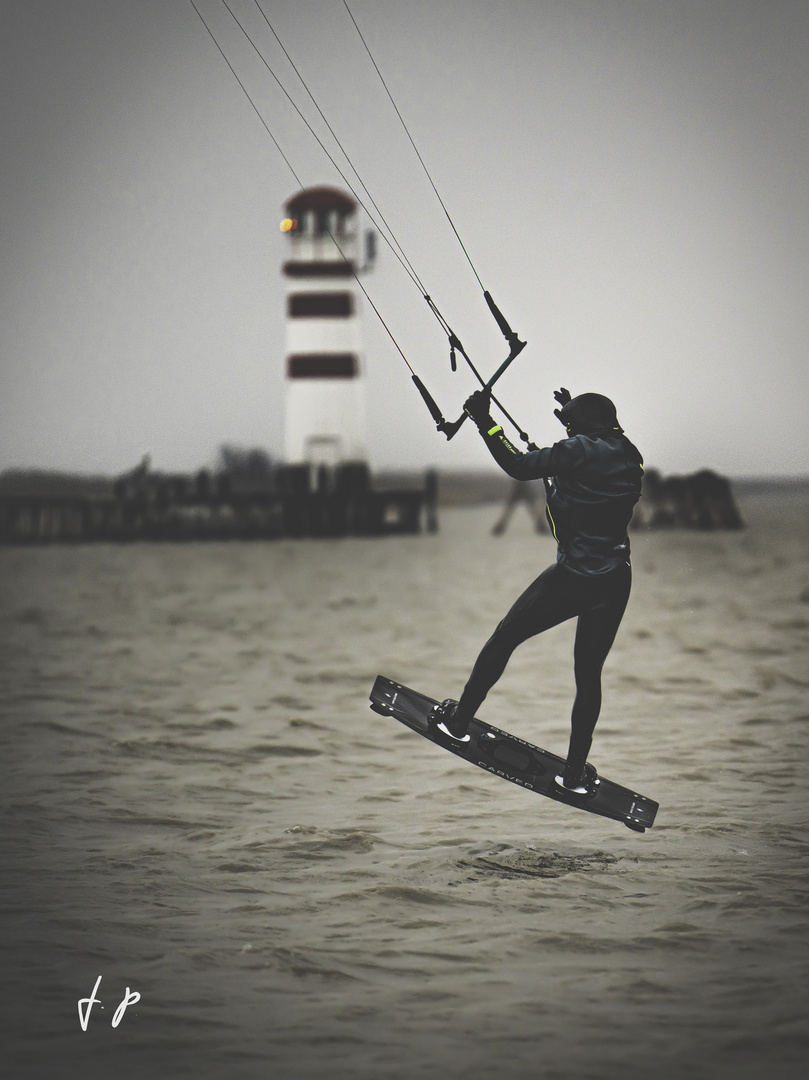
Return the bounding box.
[437,335,527,440]
[411,343,529,442]
[414,289,527,442]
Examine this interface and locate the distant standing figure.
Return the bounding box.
[433,387,643,793]
[491,478,546,535]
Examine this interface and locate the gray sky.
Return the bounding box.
[1,0,807,478]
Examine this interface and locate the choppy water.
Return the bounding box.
[2,494,809,1079]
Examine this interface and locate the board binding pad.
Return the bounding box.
[370,676,658,832]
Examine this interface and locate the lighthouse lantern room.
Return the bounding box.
[281,187,367,472]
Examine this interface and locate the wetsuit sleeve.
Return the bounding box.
[477,422,586,480]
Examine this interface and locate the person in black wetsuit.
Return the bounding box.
[433,386,643,793]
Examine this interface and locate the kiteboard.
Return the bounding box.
[369,675,658,832]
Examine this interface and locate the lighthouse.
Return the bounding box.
[280,186,368,473]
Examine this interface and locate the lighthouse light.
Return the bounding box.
[280,217,298,233]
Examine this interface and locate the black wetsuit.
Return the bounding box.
[456,420,644,780]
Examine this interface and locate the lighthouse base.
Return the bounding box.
[274,462,437,538]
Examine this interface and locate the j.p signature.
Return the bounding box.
[78,976,141,1031]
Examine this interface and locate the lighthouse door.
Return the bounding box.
[305,435,341,470]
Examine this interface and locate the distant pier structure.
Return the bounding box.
[0,186,437,544]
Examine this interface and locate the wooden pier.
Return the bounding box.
[0,464,438,544]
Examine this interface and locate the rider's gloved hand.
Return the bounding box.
[464,388,493,428]
[553,387,572,422]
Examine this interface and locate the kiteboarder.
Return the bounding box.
[433,387,643,793]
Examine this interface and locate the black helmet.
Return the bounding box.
[555,393,623,436]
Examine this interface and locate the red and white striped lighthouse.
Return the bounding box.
[280,186,367,470]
